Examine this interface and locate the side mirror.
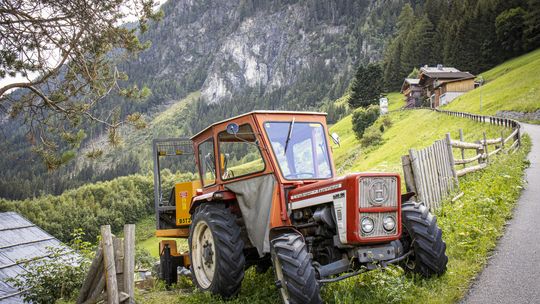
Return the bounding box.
[226,123,239,135]
[330,132,340,147]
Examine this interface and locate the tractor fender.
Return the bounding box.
[269,226,304,241]
[401,191,416,203]
[189,190,237,214]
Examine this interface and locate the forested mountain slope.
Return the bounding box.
[0,0,408,199]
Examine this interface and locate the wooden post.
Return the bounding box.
[409,149,425,204]
[124,225,135,304]
[459,129,465,168]
[101,225,119,304]
[113,237,124,293]
[401,155,417,195]
[517,127,521,148]
[445,133,459,188]
[501,130,505,151]
[483,132,489,163]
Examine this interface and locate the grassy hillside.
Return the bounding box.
[443,48,540,115]
[330,109,507,179]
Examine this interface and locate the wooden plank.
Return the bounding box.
[504,128,519,144]
[77,245,103,303]
[440,139,454,193]
[409,149,425,204]
[459,129,466,168]
[436,140,449,198]
[509,138,519,151]
[401,155,417,195]
[450,139,483,149]
[113,237,124,294]
[480,138,503,145]
[101,225,119,304]
[83,274,105,304]
[488,147,502,157]
[123,225,135,304]
[483,132,489,163]
[427,146,439,210]
[428,145,440,209]
[420,149,434,209]
[456,163,488,177]
[445,133,459,187]
[454,153,484,165]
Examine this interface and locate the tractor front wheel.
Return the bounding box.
[400,201,448,277]
[271,232,322,304]
[189,204,245,298]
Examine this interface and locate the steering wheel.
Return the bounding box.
[285,172,315,179]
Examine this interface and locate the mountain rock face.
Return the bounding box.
[0,0,405,199]
[132,0,397,108]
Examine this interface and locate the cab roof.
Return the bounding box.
[190,110,327,140]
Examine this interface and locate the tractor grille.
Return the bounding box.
[359,212,398,238]
[359,177,398,208]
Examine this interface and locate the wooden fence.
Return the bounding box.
[77,225,135,304]
[401,109,521,211]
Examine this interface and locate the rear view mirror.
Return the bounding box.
[331,132,340,147]
[226,123,239,135]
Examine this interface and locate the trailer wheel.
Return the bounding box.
[189,204,245,298]
[271,233,322,304]
[400,201,448,277]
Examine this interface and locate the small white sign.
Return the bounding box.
[379,97,388,115]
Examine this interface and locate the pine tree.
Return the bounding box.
[525,0,540,50]
[348,63,383,109]
[496,7,527,55]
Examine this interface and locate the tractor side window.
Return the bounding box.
[218,124,265,180]
[198,138,216,186]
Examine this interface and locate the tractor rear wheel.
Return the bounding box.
[189,204,245,298]
[400,201,448,277]
[271,232,322,304]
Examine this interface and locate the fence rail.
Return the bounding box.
[401,108,521,211]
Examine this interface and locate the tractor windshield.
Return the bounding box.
[264,121,332,180]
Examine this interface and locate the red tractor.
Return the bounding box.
[153,111,447,303]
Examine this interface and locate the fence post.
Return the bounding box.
[401,155,417,196]
[459,129,465,168]
[445,133,459,188]
[483,132,489,163]
[500,130,505,151]
[101,225,119,304]
[124,225,135,304]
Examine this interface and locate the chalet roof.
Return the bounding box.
[420,66,461,73]
[0,212,74,303]
[421,71,475,79]
[400,78,421,93]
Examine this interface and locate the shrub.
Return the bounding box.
[352,105,380,139]
[7,230,93,304]
[360,125,383,147]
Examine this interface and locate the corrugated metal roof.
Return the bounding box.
[0,212,73,303]
[421,71,475,79]
[405,78,420,85]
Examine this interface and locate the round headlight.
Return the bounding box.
[383,216,396,231]
[361,217,374,233]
